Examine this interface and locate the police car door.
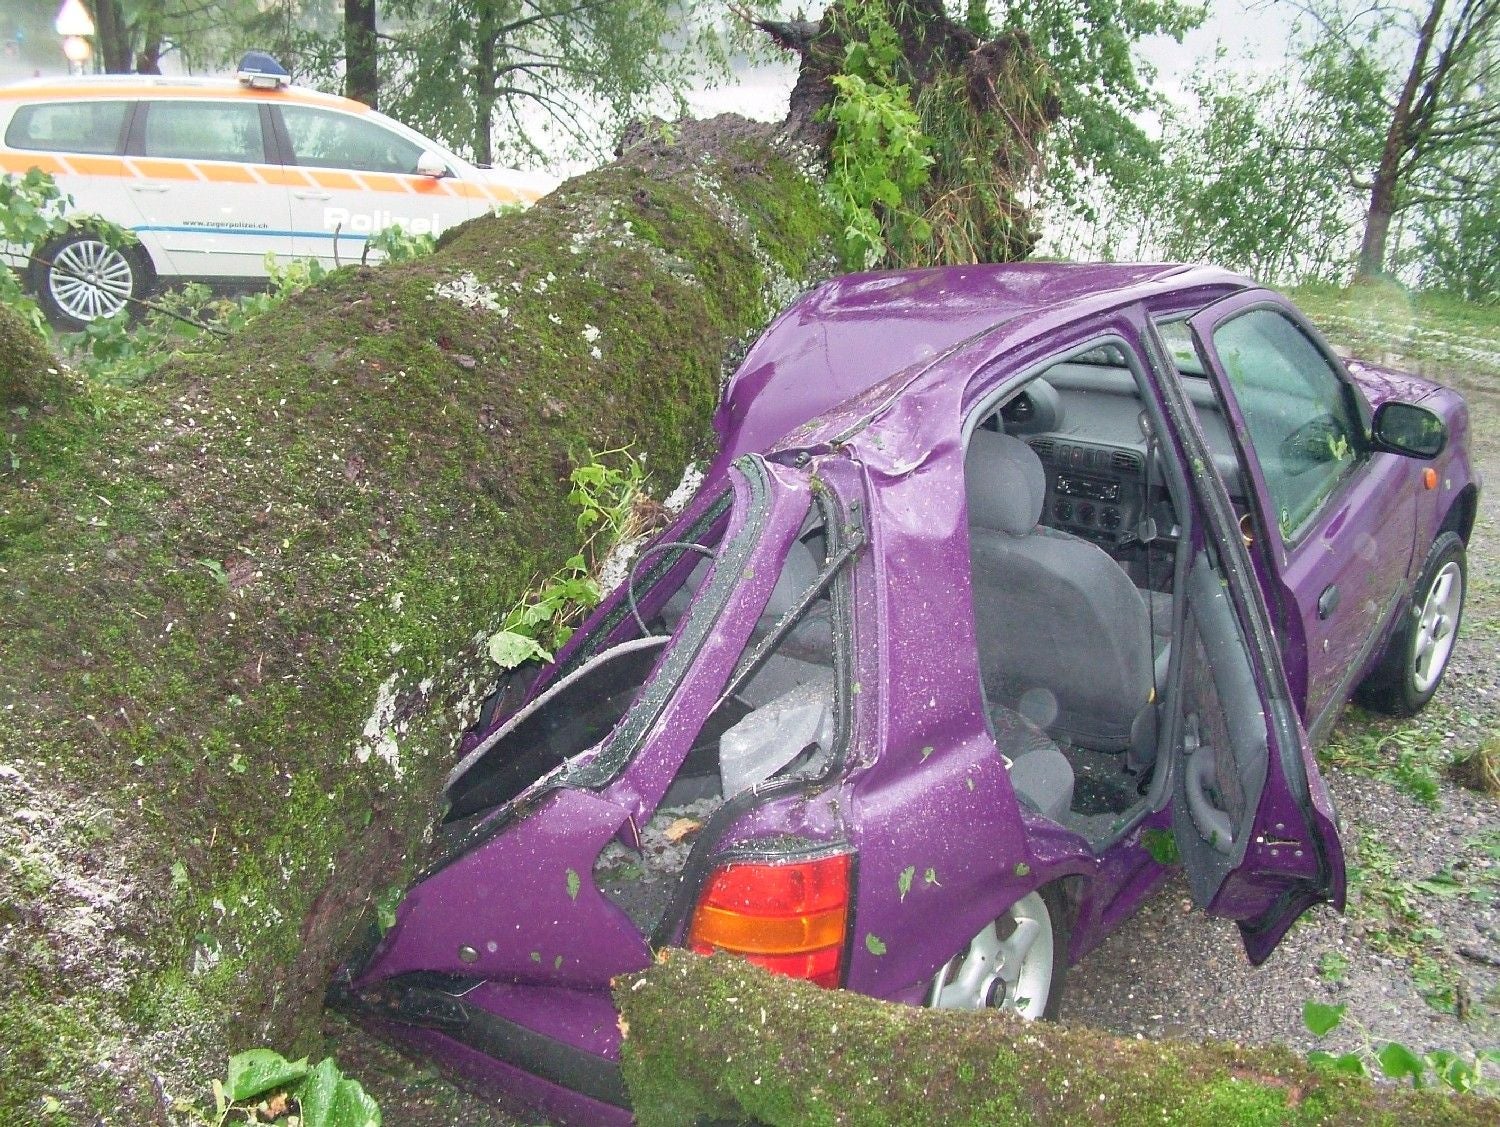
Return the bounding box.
[129,98,294,277]
[273,105,477,265]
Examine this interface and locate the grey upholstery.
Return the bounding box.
[992,706,1074,822]
[966,431,1155,752]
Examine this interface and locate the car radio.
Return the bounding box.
[1055,475,1121,503]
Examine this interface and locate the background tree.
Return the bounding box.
[374,0,758,165]
[1297,0,1499,279]
[344,0,378,106]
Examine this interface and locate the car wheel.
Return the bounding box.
[1357,531,1466,717]
[34,230,151,332]
[927,884,1069,1020]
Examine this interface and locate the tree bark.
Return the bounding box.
[92,0,133,74]
[616,952,1500,1126]
[344,0,379,109]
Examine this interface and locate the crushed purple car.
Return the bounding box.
[331,263,1478,1124]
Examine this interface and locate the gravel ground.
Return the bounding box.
[1065,315,1500,1070]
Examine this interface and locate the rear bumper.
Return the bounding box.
[330,972,631,1125]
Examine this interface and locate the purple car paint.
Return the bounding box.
[332,263,1478,1124]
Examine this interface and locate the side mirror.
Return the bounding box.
[1371,401,1447,460]
[415,151,449,178]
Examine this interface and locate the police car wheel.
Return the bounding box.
[36,231,151,332]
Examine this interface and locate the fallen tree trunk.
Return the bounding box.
[0,2,1061,1121]
[615,952,1499,1127]
[0,124,838,1122]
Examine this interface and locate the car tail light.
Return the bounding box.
[688,853,852,989]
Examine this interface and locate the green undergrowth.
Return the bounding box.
[0,132,838,1123]
[616,952,1498,1126]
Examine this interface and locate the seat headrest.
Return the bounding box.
[966,431,1046,535]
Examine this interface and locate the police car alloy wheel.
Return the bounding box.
[38,230,149,330]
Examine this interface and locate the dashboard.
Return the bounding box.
[997,361,1243,547]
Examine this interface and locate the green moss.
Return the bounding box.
[616,954,1497,1127]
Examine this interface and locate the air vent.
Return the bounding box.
[1029,439,1055,462]
[1111,450,1142,472]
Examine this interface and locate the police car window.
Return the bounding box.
[143,101,266,163]
[6,101,129,155]
[279,106,425,175]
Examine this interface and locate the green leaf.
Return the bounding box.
[226,1048,309,1102]
[865,933,887,956]
[329,1076,382,1127]
[924,867,940,886]
[296,1058,340,1127]
[897,865,914,901]
[1376,1041,1426,1085]
[1302,1000,1346,1038]
[487,629,551,670]
[1140,828,1181,865]
[566,868,581,901]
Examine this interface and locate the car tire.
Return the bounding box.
[34,229,152,332]
[1356,531,1466,717]
[927,882,1071,1020]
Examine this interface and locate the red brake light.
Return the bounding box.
[688,853,852,989]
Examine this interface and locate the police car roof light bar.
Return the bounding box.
[236,52,290,89]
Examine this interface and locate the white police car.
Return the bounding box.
[0,52,555,329]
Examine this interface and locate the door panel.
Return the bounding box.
[128,100,292,277]
[1187,296,1413,723]
[274,105,482,265]
[1171,551,1345,963]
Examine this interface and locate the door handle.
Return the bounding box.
[129,183,170,193]
[1317,584,1340,620]
[292,190,333,200]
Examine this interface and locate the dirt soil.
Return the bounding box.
[1066,298,1500,1070]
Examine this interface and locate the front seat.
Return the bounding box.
[965,430,1155,753]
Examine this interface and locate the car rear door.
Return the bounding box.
[127,98,293,277]
[1184,294,1414,734]
[1142,311,1347,963]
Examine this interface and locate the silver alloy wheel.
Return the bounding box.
[928,890,1054,1018]
[1412,560,1463,694]
[47,237,136,322]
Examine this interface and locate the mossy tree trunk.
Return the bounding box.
[615,953,1499,1127]
[0,2,1060,1122]
[0,125,838,1123]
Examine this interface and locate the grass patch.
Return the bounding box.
[1289,280,1500,385]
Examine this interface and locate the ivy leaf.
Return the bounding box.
[226,1048,308,1102]
[566,868,581,902]
[897,865,914,901]
[1302,1001,1346,1038]
[865,933,887,956]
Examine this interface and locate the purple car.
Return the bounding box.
[332,263,1477,1124]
